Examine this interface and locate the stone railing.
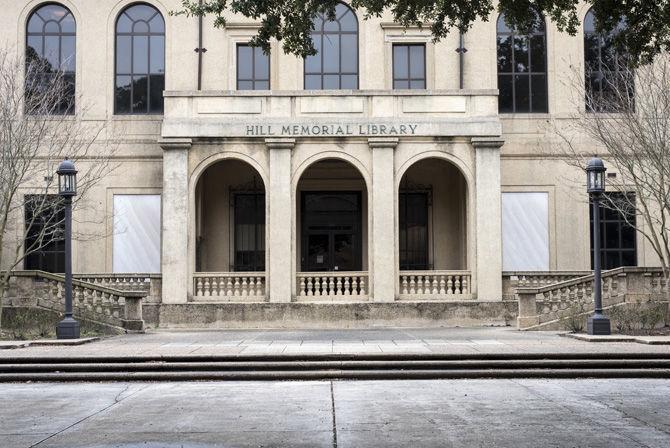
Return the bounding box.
[193,272,267,301]
[74,273,162,303]
[5,271,146,331]
[296,272,368,300]
[398,271,472,300]
[516,267,669,330]
[502,271,590,301]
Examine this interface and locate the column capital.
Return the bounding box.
[368,137,399,149]
[265,138,295,150]
[471,137,505,149]
[158,138,192,151]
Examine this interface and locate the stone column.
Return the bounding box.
[472,137,504,301]
[159,138,192,304]
[266,138,294,302]
[369,137,398,302]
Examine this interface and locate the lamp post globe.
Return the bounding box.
[55,158,80,339]
[586,156,611,335]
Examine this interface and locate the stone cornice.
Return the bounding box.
[471,137,505,149]
[368,137,399,149]
[158,137,192,151]
[265,137,296,150]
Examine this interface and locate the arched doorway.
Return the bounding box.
[398,158,470,298]
[193,159,267,299]
[296,159,369,298]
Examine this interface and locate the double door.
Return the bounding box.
[301,192,362,272]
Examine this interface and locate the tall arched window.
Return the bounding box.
[496,12,548,113]
[115,3,165,114]
[304,2,358,89]
[26,3,76,114]
[584,10,630,112]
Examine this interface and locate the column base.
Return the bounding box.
[587,314,611,335]
[56,317,80,339]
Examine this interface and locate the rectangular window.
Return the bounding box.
[502,192,549,271]
[24,195,65,273]
[113,195,161,273]
[399,191,429,270]
[234,193,265,271]
[590,192,637,269]
[237,44,270,90]
[393,44,426,89]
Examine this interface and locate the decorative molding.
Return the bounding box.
[265,137,296,150]
[471,137,505,149]
[158,138,192,151]
[368,137,399,149]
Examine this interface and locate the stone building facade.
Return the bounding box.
[1,0,659,326]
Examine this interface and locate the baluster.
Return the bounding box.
[333,277,340,296]
[248,277,256,297]
[462,276,469,295]
[409,276,416,294]
[299,277,306,296]
[241,277,248,296]
[232,277,239,296]
[431,276,439,295]
[204,277,211,296]
[439,276,446,295]
[328,277,335,296]
[454,276,462,295]
[306,277,313,296]
[195,278,203,296]
[342,277,350,296]
[226,277,233,297]
[352,277,359,296]
[359,277,366,296]
[401,275,408,294]
[314,277,321,296]
[446,276,453,295]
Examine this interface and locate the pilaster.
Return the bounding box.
[472,137,504,301]
[369,137,398,302]
[159,138,191,304]
[266,138,295,302]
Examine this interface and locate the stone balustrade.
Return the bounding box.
[193,272,266,300]
[5,270,146,331]
[296,272,368,300]
[74,273,162,303]
[516,267,669,330]
[502,271,590,301]
[398,271,472,300]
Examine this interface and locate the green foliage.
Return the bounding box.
[562,303,585,333]
[172,0,670,64]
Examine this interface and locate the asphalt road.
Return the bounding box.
[1,379,669,448]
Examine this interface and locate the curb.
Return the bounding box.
[566,334,670,345]
[0,337,99,350]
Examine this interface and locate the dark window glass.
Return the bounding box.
[304,2,358,89]
[26,4,76,114]
[393,44,426,89]
[496,12,548,113]
[583,10,632,112]
[115,4,165,114]
[399,192,429,270]
[590,192,637,269]
[234,193,265,271]
[237,44,270,90]
[24,195,65,273]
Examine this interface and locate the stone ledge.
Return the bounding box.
[566,333,670,345]
[0,337,100,350]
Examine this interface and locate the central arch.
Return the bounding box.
[294,158,370,298]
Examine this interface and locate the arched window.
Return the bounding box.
[304,2,358,89]
[115,3,165,114]
[26,3,76,114]
[496,12,548,113]
[584,9,630,112]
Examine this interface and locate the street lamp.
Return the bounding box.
[586,157,611,335]
[55,158,80,339]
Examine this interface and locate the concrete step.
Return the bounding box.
[1,369,669,382]
[1,354,669,381]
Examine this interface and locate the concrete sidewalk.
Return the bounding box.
[2,327,669,358]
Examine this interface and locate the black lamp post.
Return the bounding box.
[55,158,80,339]
[586,157,611,335]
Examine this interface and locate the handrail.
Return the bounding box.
[516,267,667,294]
[9,270,146,297]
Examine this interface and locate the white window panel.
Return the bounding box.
[113,195,161,273]
[502,192,549,271]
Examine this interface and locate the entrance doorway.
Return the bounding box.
[301,192,362,272]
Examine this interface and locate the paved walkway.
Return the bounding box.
[2,327,669,358]
[2,379,670,447]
